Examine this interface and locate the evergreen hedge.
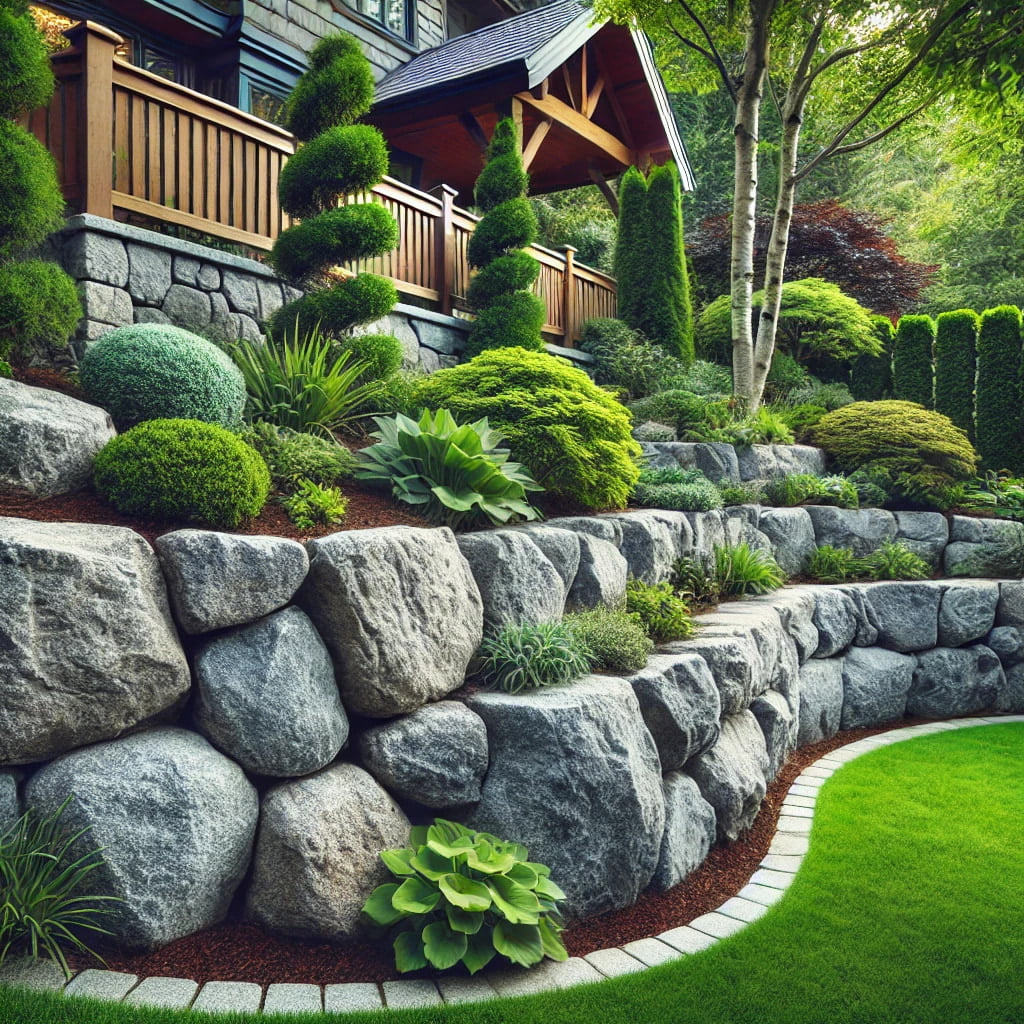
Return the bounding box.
[976,305,1024,471]
[850,316,894,401]
[933,308,979,442]
[892,314,935,408]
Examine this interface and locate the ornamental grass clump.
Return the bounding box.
[477,622,593,694]
[362,818,567,974]
[563,607,653,673]
[808,541,930,583]
[713,543,786,597]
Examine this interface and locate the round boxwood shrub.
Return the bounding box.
[410,347,641,509]
[79,323,247,430]
[811,400,977,496]
[0,259,81,361]
[94,419,271,528]
[268,273,398,341]
[333,331,403,383]
[0,119,65,259]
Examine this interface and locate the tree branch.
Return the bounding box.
[665,3,737,102]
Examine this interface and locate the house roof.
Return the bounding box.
[369,1,692,199]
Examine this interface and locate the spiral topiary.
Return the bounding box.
[409,347,641,508]
[976,304,1024,472]
[93,419,271,529]
[933,308,979,442]
[464,118,544,359]
[79,323,247,430]
[892,314,935,408]
[267,33,400,351]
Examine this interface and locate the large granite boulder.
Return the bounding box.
[937,581,998,647]
[0,519,190,766]
[0,771,21,832]
[835,586,881,647]
[688,711,769,842]
[685,510,727,563]
[996,581,1024,629]
[663,442,739,483]
[357,701,488,808]
[247,763,410,940]
[907,646,1004,718]
[670,633,765,715]
[805,506,897,556]
[155,530,309,634]
[193,607,347,778]
[565,534,627,612]
[25,728,258,951]
[544,515,621,547]
[758,508,817,575]
[755,587,818,664]
[465,677,664,920]
[626,652,721,771]
[986,626,1024,668]
[998,664,1024,713]
[297,526,483,717]
[811,588,859,658]
[840,646,916,729]
[863,581,942,652]
[944,518,1024,578]
[0,378,115,497]
[651,772,717,891]
[510,525,581,594]
[797,658,844,744]
[894,511,948,570]
[599,510,692,584]
[774,445,827,477]
[723,506,774,555]
[736,444,778,482]
[750,689,797,780]
[457,530,565,630]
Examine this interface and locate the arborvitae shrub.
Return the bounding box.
[94,419,271,528]
[0,9,54,119]
[410,347,641,508]
[933,308,979,442]
[850,316,895,401]
[892,314,935,408]
[466,199,538,268]
[0,260,81,362]
[976,304,1024,471]
[466,251,539,308]
[79,323,247,430]
[613,166,647,336]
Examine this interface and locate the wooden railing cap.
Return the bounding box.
[64,21,125,46]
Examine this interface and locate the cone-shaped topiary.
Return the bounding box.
[892,314,935,408]
[267,33,400,351]
[465,119,543,359]
[976,304,1024,472]
[933,308,979,442]
[850,316,894,401]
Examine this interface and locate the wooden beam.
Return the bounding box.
[510,95,524,148]
[459,111,489,154]
[515,91,635,168]
[523,118,553,171]
[580,45,589,116]
[586,74,606,118]
[591,46,635,149]
[561,64,577,112]
[532,76,549,100]
[588,162,619,216]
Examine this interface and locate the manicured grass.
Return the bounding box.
[3,722,1022,1024]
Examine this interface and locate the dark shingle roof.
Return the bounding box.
[374,1,595,107]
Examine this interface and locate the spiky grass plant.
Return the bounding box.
[477,622,593,694]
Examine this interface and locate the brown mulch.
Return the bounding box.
[80,719,925,987]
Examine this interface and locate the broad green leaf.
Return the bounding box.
[409,825,429,847]
[423,920,468,971]
[427,835,475,859]
[438,873,493,912]
[362,883,406,926]
[461,928,497,975]
[538,916,569,961]
[487,875,541,925]
[379,848,416,877]
[506,862,539,889]
[534,875,567,901]
[493,920,544,967]
[409,846,454,881]
[392,876,441,915]
[394,930,428,973]
[446,903,485,934]
[466,843,517,875]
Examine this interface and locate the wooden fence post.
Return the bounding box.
[430,183,458,316]
[561,244,577,347]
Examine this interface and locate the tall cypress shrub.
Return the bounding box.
[892,314,935,408]
[465,118,544,359]
[613,166,647,335]
[267,34,399,342]
[933,308,979,442]
[976,304,1024,471]
[850,315,894,401]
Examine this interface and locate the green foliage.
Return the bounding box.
[277,125,389,218]
[0,9,54,119]
[0,120,65,259]
[807,544,860,583]
[706,406,795,446]
[713,543,786,596]
[280,478,348,530]
[362,818,567,975]
[0,259,81,362]
[976,305,1024,471]
[633,465,723,511]
[563,607,653,673]
[0,797,117,978]
[847,468,890,509]
[671,555,721,607]
[764,350,811,401]
[627,389,706,436]
[662,359,732,397]
[786,380,855,411]
[231,325,382,436]
[374,366,429,416]
[477,622,593,694]
[79,323,246,431]
[241,421,357,489]
[958,471,1024,522]
[466,252,540,308]
[0,358,11,378]
[580,318,667,399]
[763,473,857,509]
[285,34,374,142]
[933,309,979,441]
[467,198,538,269]
[776,402,828,440]
[625,579,696,643]
[464,291,546,360]
[613,166,647,338]
[475,120,529,213]
[355,409,542,529]
[410,348,641,509]
[850,316,895,402]
[268,274,399,340]
[892,314,936,408]
[808,542,930,583]
[811,401,978,498]
[716,480,767,505]
[93,419,270,529]
[331,331,402,385]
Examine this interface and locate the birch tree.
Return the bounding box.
[592,0,1023,409]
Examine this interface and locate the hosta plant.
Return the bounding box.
[356,409,542,529]
[362,818,567,974]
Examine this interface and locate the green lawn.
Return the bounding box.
[3,722,1022,1024]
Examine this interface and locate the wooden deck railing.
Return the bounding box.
[29,21,616,345]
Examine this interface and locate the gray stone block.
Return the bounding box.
[938,581,998,647]
[63,231,129,286]
[65,969,139,1001]
[0,956,69,992]
[841,646,916,728]
[565,533,627,612]
[864,581,943,652]
[510,525,581,592]
[751,689,797,779]
[805,506,897,556]
[173,255,201,286]
[437,975,498,1003]
[324,982,382,1013]
[162,284,212,329]
[221,269,261,317]
[736,444,778,481]
[79,280,133,325]
[127,243,171,305]
[124,977,199,1009]
[412,317,465,355]
[652,771,716,890]
[675,632,765,715]
[798,658,844,743]
[383,980,443,1008]
[812,588,859,657]
[774,444,826,476]
[256,277,285,319]
[694,442,741,482]
[134,306,172,324]
[600,509,693,584]
[997,664,1024,713]
[945,518,1024,577]
[263,983,323,1014]
[986,625,1024,667]
[908,645,1004,718]
[192,981,263,1014]
[997,581,1024,628]
[197,263,222,291]
[894,511,948,568]
[759,507,816,575]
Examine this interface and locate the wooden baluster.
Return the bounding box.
[430,184,458,316]
[561,245,577,347]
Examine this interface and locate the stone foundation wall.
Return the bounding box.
[3,505,1022,956]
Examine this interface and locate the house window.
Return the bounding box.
[249,84,288,126]
[354,0,413,41]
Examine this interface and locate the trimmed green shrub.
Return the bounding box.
[80,324,246,430]
[332,331,403,384]
[625,579,695,643]
[477,622,593,693]
[473,126,529,212]
[362,818,567,975]
[892,314,935,408]
[933,309,979,442]
[0,119,65,259]
[627,389,705,436]
[633,466,722,512]
[464,291,546,360]
[580,318,665,399]
[467,252,541,309]
[850,316,895,402]
[976,304,1024,472]
[268,274,398,341]
[466,198,538,269]
[355,409,542,529]
[776,402,828,440]
[563,607,652,673]
[716,481,766,506]
[280,478,347,530]
[241,421,357,489]
[0,9,54,119]
[94,419,271,528]
[613,166,647,339]
[410,348,641,509]
[0,259,81,362]
[713,543,786,596]
[811,400,978,497]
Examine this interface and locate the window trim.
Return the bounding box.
[333,0,417,47]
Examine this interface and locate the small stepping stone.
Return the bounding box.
[192,980,263,1014]
[124,976,199,1009]
[324,982,382,1013]
[64,969,138,1001]
[264,982,323,1014]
